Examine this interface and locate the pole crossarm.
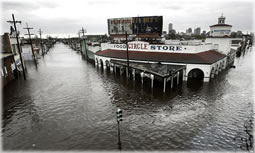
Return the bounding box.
[7,20,22,24]
[24,23,37,66]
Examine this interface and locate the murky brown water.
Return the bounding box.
[2,42,254,151]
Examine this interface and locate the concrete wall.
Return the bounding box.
[205,38,231,54]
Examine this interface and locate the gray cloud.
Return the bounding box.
[161,5,183,10]
[87,0,117,6]
[3,1,57,11]
[1,0,254,38]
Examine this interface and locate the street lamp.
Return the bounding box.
[116,108,123,150]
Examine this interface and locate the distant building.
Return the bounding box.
[168,23,173,34]
[186,28,192,35]
[236,31,243,37]
[194,27,201,35]
[209,15,232,37]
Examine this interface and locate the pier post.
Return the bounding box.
[140,72,144,85]
[163,78,166,93]
[215,66,219,75]
[171,76,173,88]
[183,69,187,81]
[132,69,135,80]
[211,72,215,78]
[126,67,129,78]
[114,65,116,74]
[120,67,123,75]
[110,64,113,73]
[151,74,154,88]
[177,71,179,85]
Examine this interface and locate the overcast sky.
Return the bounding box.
[1,0,254,38]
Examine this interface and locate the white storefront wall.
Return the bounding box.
[205,38,231,55]
[95,54,227,82]
[210,26,231,37]
[101,41,218,53]
[184,64,211,82]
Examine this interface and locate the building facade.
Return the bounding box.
[1,33,18,86]
[194,27,201,35]
[95,41,227,82]
[168,23,173,34]
[210,15,232,37]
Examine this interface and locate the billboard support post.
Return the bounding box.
[126,32,130,78]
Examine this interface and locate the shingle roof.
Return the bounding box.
[96,49,226,64]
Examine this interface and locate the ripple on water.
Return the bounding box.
[2,43,254,150]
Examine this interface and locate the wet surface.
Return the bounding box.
[2,43,254,151]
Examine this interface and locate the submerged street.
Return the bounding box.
[2,42,254,151]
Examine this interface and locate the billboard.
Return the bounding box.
[108,16,163,36]
[132,16,162,35]
[108,18,133,35]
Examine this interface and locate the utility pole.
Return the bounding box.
[38,28,45,56]
[7,14,26,80]
[24,23,37,66]
[81,27,88,60]
[125,32,130,77]
[78,31,82,52]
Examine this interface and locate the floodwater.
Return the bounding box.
[2,42,254,151]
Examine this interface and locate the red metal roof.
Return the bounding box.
[210,24,232,27]
[96,49,226,64]
[110,33,160,38]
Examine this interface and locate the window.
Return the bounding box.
[12,44,17,54]
[4,66,8,77]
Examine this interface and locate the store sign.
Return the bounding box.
[112,42,182,52]
[150,45,182,51]
[108,18,133,35]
